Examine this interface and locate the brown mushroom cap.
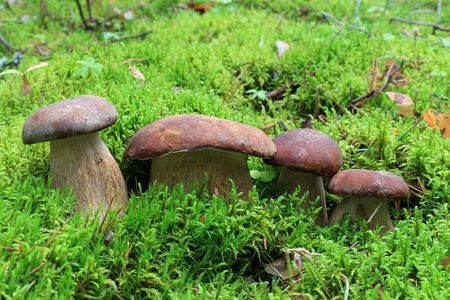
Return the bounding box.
[327,169,410,200]
[123,114,277,160]
[22,95,118,144]
[263,129,342,178]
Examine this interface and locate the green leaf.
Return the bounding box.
[249,170,261,180]
[442,39,450,48]
[259,170,276,182]
[0,69,22,76]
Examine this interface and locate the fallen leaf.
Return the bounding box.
[122,10,135,20]
[188,1,215,14]
[385,92,414,117]
[25,62,48,73]
[276,40,290,57]
[441,256,450,271]
[129,64,145,80]
[35,44,52,56]
[423,109,450,139]
[264,257,297,279]
[21,74,32,95]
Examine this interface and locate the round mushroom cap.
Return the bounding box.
[123,114,277,160]
[327,169,410,200]
[263,129,342,178]
[22,95,118,144]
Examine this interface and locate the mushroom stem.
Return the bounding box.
[277,167,328,226]
[329,196,394,235]
[150,149,253,200]
[50,132,128,217]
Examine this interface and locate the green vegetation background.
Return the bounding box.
[0,0,449,298]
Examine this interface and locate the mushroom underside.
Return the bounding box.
[150,149,253,200]
[277,167,328,226]
[329,196,394,235]
[50,132,128,217]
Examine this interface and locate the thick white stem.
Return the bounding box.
[50,132,128,217]
[150,149,253,200]
[329,196,394,235]
[277,167,328,226]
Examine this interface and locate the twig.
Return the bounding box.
[339,273,350,300]
[45,218,70,247]
[76,279,86,294]
[28,261,48,276]
[224,65,250,102]
[101,207,122,241]
[265,81,297,99]
[324,22,346,47]
[366,202,382,224]
[322,12,372,37]
[98,196,115,233]
[85,0,93,23]
[74,0,90,30]
[390,17,450,33]
[346,241,359,253]
[108,30,153,44]
[0,35,19,52]
[120,242,135,277]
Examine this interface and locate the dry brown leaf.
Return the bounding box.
[129,64,145,80]
[21,74,32,95]
[423,109,450,139]
[25,62,48,73]
[441,255,450,271]
[35,44,52,56]
[264,257,297,279]
[385,92,414,117]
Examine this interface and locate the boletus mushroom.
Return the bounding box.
[123,114,277,199]
[22,95,128,217]
[263,129,342,226]
[327,169,410,235]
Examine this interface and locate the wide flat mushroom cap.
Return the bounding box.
[327,169,410,200]
[22,95,118,144]
[123,114,277,160]
[263,129,342,178]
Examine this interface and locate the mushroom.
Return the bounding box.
[22,95,128,217]
[327,169,410,235]
[263,129,342,226]
[123,114,277,199]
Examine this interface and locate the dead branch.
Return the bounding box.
[108,30,153,44]
[265,81,297,99]
[322,12,372,37]
[390,17,450,33]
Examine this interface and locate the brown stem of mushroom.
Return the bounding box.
[50,132,128,218]
[277,168,328,226]
[150,149,253,201]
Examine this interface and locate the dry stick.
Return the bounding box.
[366,202,383,224]
[120,242,135,278]
[1,247,15,251]
[390,17,450,33]
[346,241,359,253]
[322,12,372,37]
[0,35,19,52]
[324,22,346,47]
[101,208,123,241]
[98,196,116,233]
[346,60,404,109]
[28,261,48,276]
[108,30,153,44]
[74,0,90,30]
[224,67,249,103]
[85,0,93,23]
[316,85,346,113]
[45,218,71,247]
[266,81,297,99]
[76,279,87,294]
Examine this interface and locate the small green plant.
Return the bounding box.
[75,57,103,78]
[246,89,267,101]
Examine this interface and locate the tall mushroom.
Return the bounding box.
[22,95,128,217]
[123,114,277,199]
[263,129,342,226]
[327,169,410,235]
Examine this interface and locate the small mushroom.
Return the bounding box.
[327,169,410,235]
[123,114,277,199]
[263,129,342,226]
[22,95,128,217]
